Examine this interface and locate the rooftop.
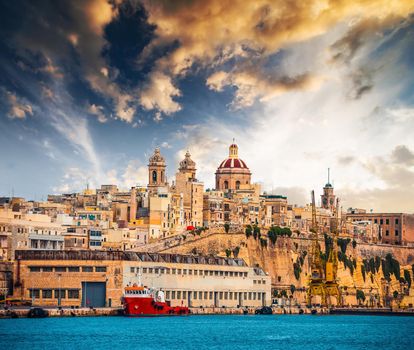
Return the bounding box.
[15,250,248,267]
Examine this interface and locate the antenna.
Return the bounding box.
[327,168,330,184]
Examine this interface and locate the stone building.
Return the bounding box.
[321,169,336,213]
[13,250,271,308]
[173,151,203,228]
[345,212,414,245]
[148,148,168,195]
[215,143,251,191]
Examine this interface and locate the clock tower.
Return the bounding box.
[321,168,335,212]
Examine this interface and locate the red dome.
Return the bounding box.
[218,158,249,169]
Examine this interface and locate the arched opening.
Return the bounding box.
[224,180,228,189]
[236,181,240,190]
[152,170,157,183]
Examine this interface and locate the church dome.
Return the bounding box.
[216,143,250,172]
[218,158,249,169]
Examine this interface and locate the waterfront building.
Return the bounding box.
[13,250,271,308]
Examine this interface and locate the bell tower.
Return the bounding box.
[148,147,167,194]
[321,168,335,212]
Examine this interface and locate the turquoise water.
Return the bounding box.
[1,315,413,350]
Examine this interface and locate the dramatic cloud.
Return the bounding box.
[207,70,321,108]
[140,71,181,115]
[143,0,414,108]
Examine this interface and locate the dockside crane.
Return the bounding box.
[324,198,342,306]
[306,190,327,306]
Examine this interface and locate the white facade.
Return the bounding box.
[122,257,271,308]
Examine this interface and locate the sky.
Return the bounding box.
[0,0,414,212]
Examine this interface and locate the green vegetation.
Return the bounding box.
[356,289,366,303]
[260,237,268,248]
[253,225,261,240]
[225,249,231,258]
[393,290,399,299]
[352,240,357,249]
[267,226,292,246]
[293,262,301,280]
[361,265,366,282]
[232,246,240,258]
[290,284,296,295]
[224,223,230,233]
[293,250,307,281]
[338,251,354,274]
[382,253,400,282]
[245,225,252,238]
[406,269,413,288]
[280,290,288,298]
[337,238,351,254]
[324,233,333,258]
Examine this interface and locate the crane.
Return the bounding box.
[325,198,342,306]
[306,190,327,306]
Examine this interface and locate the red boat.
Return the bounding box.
[123,284,190,316]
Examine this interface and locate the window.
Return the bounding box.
[55,266,66,272]
[152,170,157,183]
[95,266,107,272]
[68,289,79,299]
[183,291,187,299]
[42,267,53,272]
[374,219,378,224]
[143,268,147,273]
[395,219,399,225]
[386,219,389,225]
[224,181,228,189]
[177,269,182,274]
[236,181,240,190]
[380,219,383,225]
[395,230,399,236]
[68,267,80,272]
[194,291,197,299]
[219,292,223,300]
[83,266,93,272]
[42,289,52,298]
[204,291,208,300]
[29,266,41,272]
[385,230,389,236]
[224,292,228,300]
[199,291,202,299]
[209,292,213,300]
[177,291,181,299]
[166,291,170,299]
[29,289,40,298]
[155,269,159,274]
[172,268,176,274]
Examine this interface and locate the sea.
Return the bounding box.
[1,314,413,350]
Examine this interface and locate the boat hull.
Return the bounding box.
[123,297,190,316]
